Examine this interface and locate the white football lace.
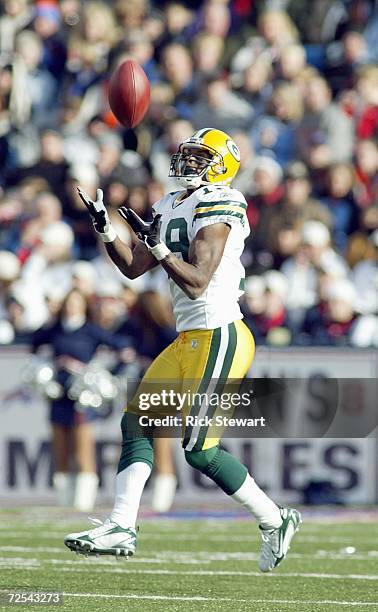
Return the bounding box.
[87,517,113,536]
[261,528,280,561]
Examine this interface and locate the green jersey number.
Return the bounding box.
[165,218,189,262]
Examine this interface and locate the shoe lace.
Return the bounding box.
[87,516,112,536]
[260,528,279,560]
[87,516,137,536]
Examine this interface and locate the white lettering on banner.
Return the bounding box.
[0,348,377,503]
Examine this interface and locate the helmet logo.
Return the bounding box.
[226,139,240,162]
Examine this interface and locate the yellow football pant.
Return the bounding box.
[127,319,255,451]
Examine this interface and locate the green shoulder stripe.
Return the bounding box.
[193,209,246,223]
[195,200,247,210]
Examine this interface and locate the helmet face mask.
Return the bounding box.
[170,143,225,188]
[169,129,240,189]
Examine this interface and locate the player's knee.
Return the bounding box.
[184,446,219,474]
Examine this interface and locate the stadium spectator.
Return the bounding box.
[280,228,319,329]
[244,270,292,346]
[352,229,378,315]
[185,0,231,43]
[324,28,370,95]
[200,0,231,39]
[9,130,69,203]
[71,260,96,298]
[192,32,225,83]
[257,8,299,51]
[281,220,350,330]
[0,250,21,343]
[276,43,307,83]
[320,163,358,251]
[0,0,376,347]
[0,0,34,55]
[155,1,193,52]
[250,81,304,165]
[113,0,149,33]
[20,220,75,302]
[95,131,125,187]
[335,0,376,45]
[298,278,361,346]
[192,72,253,133]
[340,64,378,140]
[299,220,349,277]
[245,156,284,265]
[354,65,378,139]
[15,29,59,129]
[67,1,118,95]
[351,314,378,346]
[160,43,196,120]
[241,275,267,344]
[263,161,331,267]
[353,138,378,209]
[297,75,354,168]
[119,29,160,84]
[90,220,146,295]
[92,280,128,332]
[234,54,273,122]
[33,1,67,81]
[12,191,62,261]
[59,0,81,35]
[230,132,257,195]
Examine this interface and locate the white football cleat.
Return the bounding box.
[64,517,137,557]
[259,507,301,572]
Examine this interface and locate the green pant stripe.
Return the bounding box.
[220,322,237,381]
[182,327,221,448]
[192,322,238,451]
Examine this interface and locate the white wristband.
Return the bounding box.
[98,225,117,243]
[149,242,171,261]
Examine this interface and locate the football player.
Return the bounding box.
[64,128,301,572]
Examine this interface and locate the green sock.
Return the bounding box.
[185,445,247,495]
[117,412,154,473]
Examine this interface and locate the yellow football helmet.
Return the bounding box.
[169,128,241,189]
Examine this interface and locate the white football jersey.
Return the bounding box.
[153,185,250,332]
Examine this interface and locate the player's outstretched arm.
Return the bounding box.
[115,205,230,296]
[77,187,157,279]
[105,238,158,279]
[161,223,231,300]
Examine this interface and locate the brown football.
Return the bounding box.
[108,60,151,128]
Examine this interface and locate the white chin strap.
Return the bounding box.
[177,176,204,189]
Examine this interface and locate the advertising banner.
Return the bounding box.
[0,347,377,503]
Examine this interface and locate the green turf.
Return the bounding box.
[0,509,377,612]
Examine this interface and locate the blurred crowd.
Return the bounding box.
[0,0,377,351]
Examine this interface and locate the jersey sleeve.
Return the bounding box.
[192,187,249,237]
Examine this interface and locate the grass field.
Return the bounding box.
[0,507,377,612]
